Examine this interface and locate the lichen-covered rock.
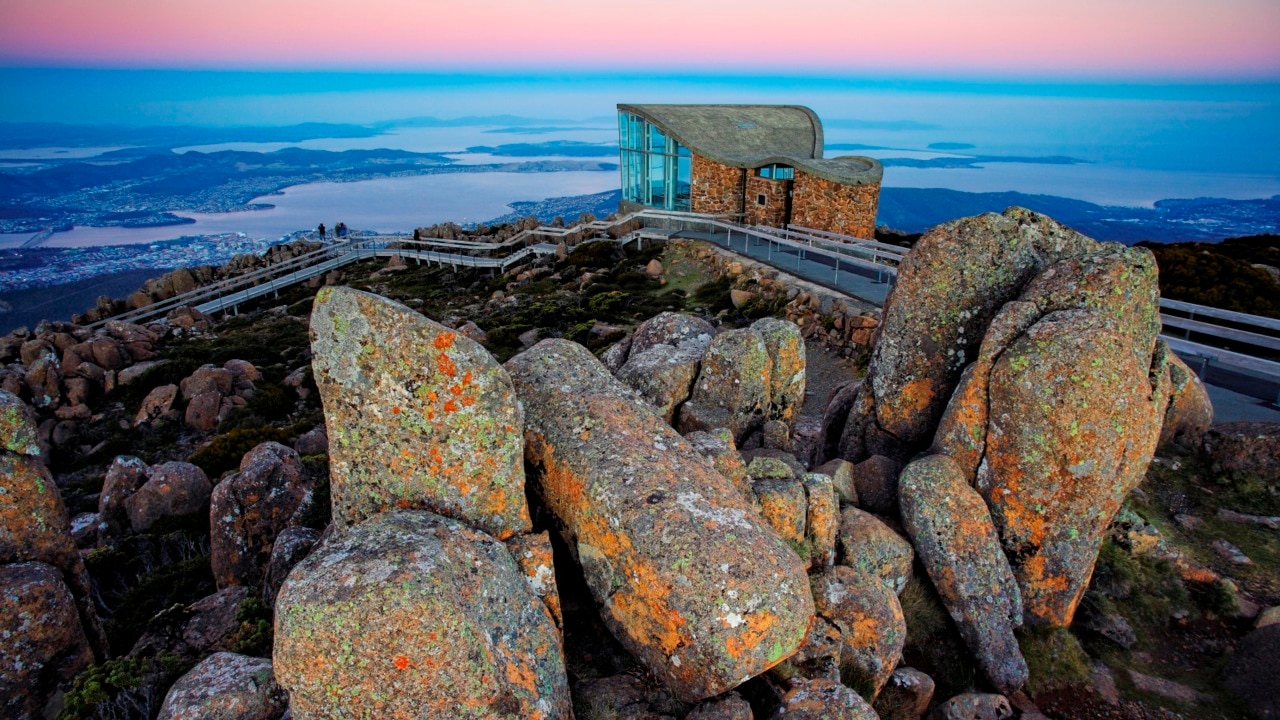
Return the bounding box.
[932,693,1013,720]
[0,562,94,720]
[752,317,806,424]
[507,339,813,702]
[770,614,843,684]
[0,390,39,455]
[1,453,79,579]
[976,306,1164,626]
[97,454,150,539]
[210,441,313,589]
[754,478,808,556]
[124,461,211,533]
[677,328,771,443]
[182,586,252,653]
[769,677,878,719]
[687,692,754,720]
[899,454,1027,695]
[274,510,570,719]
[803,473,838,569]
[262,526,320,607]
[848,455,900,515]
[1157,346,1213,450]
[180,364,234,400]
[135,383,180,427]
[24,356,61,409]
[157,652,288,720]
[630,311,716,359]
[505,531,563,631]
[310,286,531,539]
[685,429,752,500]
[811,565,906,699]
[841,208,1095,461]
[1205,422,1280,481]
[813,459,857,506]
[836,507,914,594]
[874,667,935,720]
[617,344,703,424]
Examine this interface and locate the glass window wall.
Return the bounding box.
[618,111,690,211]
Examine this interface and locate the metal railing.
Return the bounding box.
[89,210,1280,394]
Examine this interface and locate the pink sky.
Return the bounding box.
[3,0,1279,78]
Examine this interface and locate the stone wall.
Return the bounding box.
[691,156,745,216]
[745,175,790,227]
[665,238,881,358]
[791,173,880,240]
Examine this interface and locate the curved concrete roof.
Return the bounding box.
[619,103,881,186]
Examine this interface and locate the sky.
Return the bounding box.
[2,0,1280,79]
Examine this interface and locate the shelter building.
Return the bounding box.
[617,103,883,239]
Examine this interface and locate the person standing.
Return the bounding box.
[318,223,326,240]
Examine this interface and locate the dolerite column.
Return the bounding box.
[506,339,814,702]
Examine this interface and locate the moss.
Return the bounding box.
[224,596,274,657]
[690,277,734,313]
[187,426,295,478]
[1085,538,1189,635]
[1018,626,1091,694]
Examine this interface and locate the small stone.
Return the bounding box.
[874,667,935,720]
[1211,538,1254,565]
[931,693,1013,720]
[1128,669,1212,705]
[769,677,878,719]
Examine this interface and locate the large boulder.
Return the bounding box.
[835,506,914,595]
[274,510,570,719]
[616,343,703,424]
[840,208,1095,461]
[676,328,772,443]
[123,461,212,533]
[262,526,321,606]
[97,455,150,540]
[210,442,313,589]
[0,562,95,720]
[0,391,40,455]
[309,286,530,539]
[899,454,1027,695]
[629,311,716,359]
[507,339,814,702]
[769,677,879,719]
[811,565,906,700]
[157,652,288,720]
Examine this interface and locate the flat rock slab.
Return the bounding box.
[274,510,570,719]
[507,339,814,702]
[310,286,530,539]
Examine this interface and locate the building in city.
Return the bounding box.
[617,103,883,239]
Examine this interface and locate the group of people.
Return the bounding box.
[316,222,349,240]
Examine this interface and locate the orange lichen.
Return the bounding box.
[462,370,473,386]
[437,353,457,377]
[462,396,476,407]
[444,399,459,413]
[391,406,401,415]
[450,384,463,396]
[724,610,778,660]
[433,332,456,350]
[393,655,410,670]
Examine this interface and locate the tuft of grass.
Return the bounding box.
[1018,626,1092,694]
[187,426,294,479]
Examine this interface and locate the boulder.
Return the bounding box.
[686,693,754,720]
[1204,422,1280,481]
[157,652,288,720]
[676,328,771,443]
[813,459,857,506]
[292,426,328,456]
[630,311,716,359]
[899,454,1027,695]
[848,455,900,515]
[0,391,40,455]
[1157,348,1213,450]
[185,390,224,432]
[931,693,1013,720]
[309,287,530,539]
[752,317,806,425]
[274,510,571,719]
[769,677,878,719]
[262,526,321,607]
[210,442,313,589]
[24,356,61,409]
[754,478,808,554]
[836,507,915,594]
[505,531,563,631]
[180,365,234,400]
[97,455,150,539]
[506,339,813,702]
[874,667,936,720]
[811,565,906,699]
[134,383,180,427]
[124,461,212,533]
[840,208,1095,461]
[182,586,252,653]
[617,344,703,424]
[0,562,95,720]
[803,472,838,569]
[818,380,861,465]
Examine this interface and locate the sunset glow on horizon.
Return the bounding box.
[3,0,1280,79]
